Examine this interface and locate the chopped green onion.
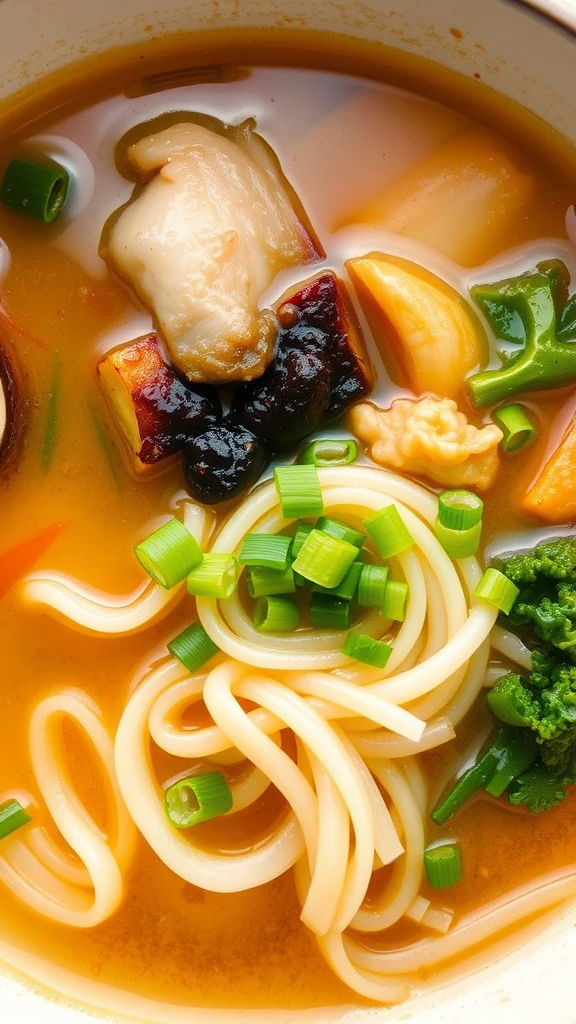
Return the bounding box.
[246,564,295,598]
[253,595,300,632]
[291,523,314,559]
[293,570,309,588]
[167,623,219,673]
[316,516,365,548]
[187,554,238,599]
[364,505,414,558]
[381,580,409,621]
[1,157,70,224]
[434,518,482,558]
[41,353,61,470]
[165,771,233,828]
[314,561,362,601]
[0,799,31,840]
[88,401,122,490]
[299,438,358,467]
[492,403,537,452]
[484,731,538,797]
[135,518,203,589]
[424,843,462,889]
[309,593,352,630]
[342,630,392,668]
[474,568,519,614]
[357,564,389,608]
[438,490,484,530]
[274,465,323,519]
[239,533,291,571]
[292,529,358,588]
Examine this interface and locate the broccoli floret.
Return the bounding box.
[486,673,540,728]
[468,271,576,407]
[489,658,576,743]
[496,539,576,661]
[509,768,569,813]
[499,538,576,584]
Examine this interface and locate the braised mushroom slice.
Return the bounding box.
[97,334,221,472]
[276,271,374,418]
[183,422,270,505]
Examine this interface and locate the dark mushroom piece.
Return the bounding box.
[183,422,270,504]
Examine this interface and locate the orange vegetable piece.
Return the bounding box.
[522,413,576,523]
[0,521,67,601]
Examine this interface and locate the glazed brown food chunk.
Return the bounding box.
[104,120,320,384]
[97,334,221,471]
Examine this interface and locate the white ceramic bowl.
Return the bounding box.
[1,0,576,1021]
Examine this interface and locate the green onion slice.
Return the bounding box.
[299,438,358,467]
[342,630,393,668]
[357,564,389,608]
[434,518,482,559]
[246,564,296,598]
[381,580,409,622]
[165,771,233,829]
[438,490,484,530]
[0,799,31,841]
[292,529,358,589]
[1,157,70,224]
[474,568,519,614]
[314,561,362,601]
[309,592,352,630]
[492,403,537,452]
[167,623,219,673]
[135,518,203,589]
[253,595,300,633]
[239,533,291,571]
[316,516,365,548]
[424,842,462,888]
[364,505,414,558]
[187,554,238,599]
[274,465,324,519]
[291,523,314,559]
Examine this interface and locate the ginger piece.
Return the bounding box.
[350,396,502,491]
[347,254,483,398]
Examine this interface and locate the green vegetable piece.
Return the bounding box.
[167,623,219,673]
[299,438,358,467]
[468,272,576,407]
[431,728,516,824]
[424,842,462,889]
[496,538,576,658]
[1,157,70,224]
[0,799,31,840]
[484,730,538,797]
[492,403,537,452]
[253,595,300,632]
[509,768,569,813]
[165,771,233,828]
[486,673,539,727]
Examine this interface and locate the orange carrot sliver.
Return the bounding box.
[0,521,67,601]
[522,414,576,524]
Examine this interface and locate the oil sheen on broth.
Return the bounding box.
[0,34,575,1015]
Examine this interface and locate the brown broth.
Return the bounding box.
[0,32,575,1013]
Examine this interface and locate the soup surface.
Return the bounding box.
[0,32,575,1018]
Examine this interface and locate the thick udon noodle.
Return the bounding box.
[5,466,575,1001]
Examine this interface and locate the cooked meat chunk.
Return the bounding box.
[105,120,319,383]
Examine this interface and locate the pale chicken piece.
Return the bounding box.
[350,396,503,491]
[105,120,319,383]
